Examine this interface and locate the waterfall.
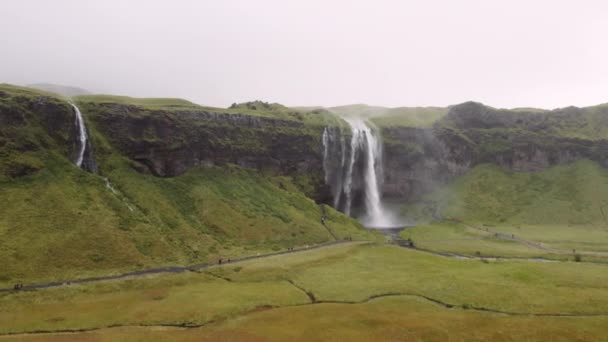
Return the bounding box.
[322,117,398,228]
[104,177,135,212]
[70,103,97,172]
[72,103,88,168]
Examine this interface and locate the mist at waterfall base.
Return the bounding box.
[323,117,405,229]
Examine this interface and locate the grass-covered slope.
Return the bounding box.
[419,160,608,226]
[400,160,608,258]
[0,85,373,287]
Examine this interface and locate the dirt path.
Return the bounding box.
[0,240,359,294]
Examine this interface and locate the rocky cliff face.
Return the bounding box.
[0,88,85,177]
[79,101,333,199]
[381,125,473,201]
[381,102,608,201]
[73,99,608,206]
[11,87,606,207]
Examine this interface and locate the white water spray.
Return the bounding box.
[323,117,399,228]
[71,103,88,168]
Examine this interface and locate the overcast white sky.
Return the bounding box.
[1,0,607,109]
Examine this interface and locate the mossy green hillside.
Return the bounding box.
[0,85,373,287]
[399,160,608,259]
[0,153,373,287]
[0,84,76,179]
[402,160,608,226]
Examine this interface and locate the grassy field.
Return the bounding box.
[408,160,608,226]
[399,160,608,260]
[2,243,608,339]
[399,223,547,258]
[5,296,608,341]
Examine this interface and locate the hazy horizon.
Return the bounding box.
[2,0,607,109]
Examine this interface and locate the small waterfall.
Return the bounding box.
[322,117,398,228]
[104,177,135,212]
[72,103,88,168]
[70,103,97,172]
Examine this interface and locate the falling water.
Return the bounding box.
[69,103,97,173]
[322,117,398,228]
[71,103,88,168]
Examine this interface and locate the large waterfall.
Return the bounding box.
[322,117,397,228]
[70,103,97,172]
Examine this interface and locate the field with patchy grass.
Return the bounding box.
[2,243,608,340]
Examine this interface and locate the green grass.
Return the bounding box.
[399,160,608,260]
[0,84,67,100]
[399,223,554,258]
[2,243,608,338]
[75,95,344,127]
[404,160,608,226]
[0,156,374,287]
[7,296,608,341]
[329,104,448,128]
[0,272,309,334]
[74,94,201,110]
[262,244,608,314]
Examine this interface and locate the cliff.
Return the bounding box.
[0,86,372,286]
[381,102,608,201]
[74,97,348,201]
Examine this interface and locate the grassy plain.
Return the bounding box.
[2,243,608,340]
